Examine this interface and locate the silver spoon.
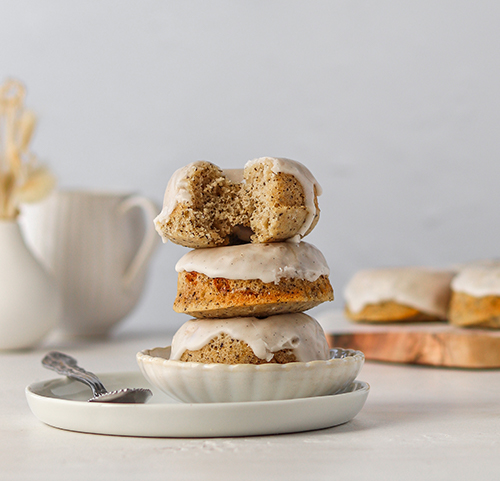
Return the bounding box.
[42,351,152,403]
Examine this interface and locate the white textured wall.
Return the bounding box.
[2,1,499,333]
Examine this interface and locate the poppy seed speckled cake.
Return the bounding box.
[154,157,321,248]
[170,313,331,365]
[173,241,333,318]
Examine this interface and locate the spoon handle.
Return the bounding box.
[42,351,108,397]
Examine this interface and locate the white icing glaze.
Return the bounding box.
[451,265,500,297]
[175,241,330,284]
[170,313,330,362]
[344,267,454,318]
[245,157,322,241]
[153,161,205,242]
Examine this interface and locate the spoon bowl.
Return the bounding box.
[88,388,152,403]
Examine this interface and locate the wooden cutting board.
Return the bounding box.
[323,314,500,369]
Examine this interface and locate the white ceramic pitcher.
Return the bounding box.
[20,190,159,337]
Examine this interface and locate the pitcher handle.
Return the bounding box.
[119,195,159,289]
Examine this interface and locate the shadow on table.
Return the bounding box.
[313,398,487,436]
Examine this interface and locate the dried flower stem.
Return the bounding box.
[0,79,55,220]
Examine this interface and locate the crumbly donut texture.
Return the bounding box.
[345,301,443,323]
[173,271,334,318]
[179,333,298,364]
[449,292,500,328]
[154,158,320,248]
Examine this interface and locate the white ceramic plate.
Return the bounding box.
[26,372,369,438]
[137,347,365,403]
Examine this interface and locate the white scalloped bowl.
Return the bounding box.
[136,347,364,403]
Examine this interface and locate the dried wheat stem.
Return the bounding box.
[0,79,55,220]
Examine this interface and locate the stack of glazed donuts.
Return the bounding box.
[154,157,334,364]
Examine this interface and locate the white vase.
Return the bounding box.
[0,220,61,350]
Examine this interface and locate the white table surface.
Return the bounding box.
[2,312,500,481]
